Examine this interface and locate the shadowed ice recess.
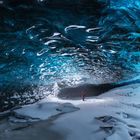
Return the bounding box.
[0,0,140,111]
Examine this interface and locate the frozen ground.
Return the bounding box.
[1,83,140,140]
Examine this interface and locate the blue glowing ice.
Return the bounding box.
[0,0,140,111]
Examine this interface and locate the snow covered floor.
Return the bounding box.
[1,83,140,140]
[49,84,140,140]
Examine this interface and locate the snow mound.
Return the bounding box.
[13,102,79,121]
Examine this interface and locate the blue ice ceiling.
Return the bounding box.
[0,0,140,111]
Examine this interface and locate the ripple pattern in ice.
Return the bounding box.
[0,0,140,111]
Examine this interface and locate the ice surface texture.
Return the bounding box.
[0,0,140,111]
